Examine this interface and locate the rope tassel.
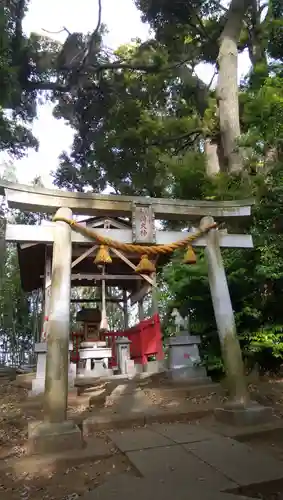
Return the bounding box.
[94,245,112,266]
[136,254,156,274]
[183,245,197,265]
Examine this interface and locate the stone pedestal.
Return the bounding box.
[28,420,83,455]
[78,343,112,378]
[166,334,208,382]
[31,342,75,396]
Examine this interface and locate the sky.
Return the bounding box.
[0,0,251,188]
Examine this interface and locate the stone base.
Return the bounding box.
[27,420,83,455]
[166,366,209,383]
[214,402,273,427]
[31,377,45,395]
[77,368,113,379]
[28,386,78,399]
[143,360,166,375]
[31,377,78,396]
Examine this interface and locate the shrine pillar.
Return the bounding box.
[201,216,248,405]
[151,273,158,315]
[44,207,73,422]
[28,207,82,455]
[0,215,6,293]
[42,251,52,340]
[123,289,129,329]
[138,299,144,321]
[136,282,145,321]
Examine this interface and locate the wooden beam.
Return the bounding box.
[70,273,142,281]
[129,284,151,306]
[0,181,253,220]
[88,217,131,229]
[71,244,97,269]
[8,224,131,244]
[7,224,254,248]
[19,243,38,249]
[70,297,122,303]
[111,248,155,287]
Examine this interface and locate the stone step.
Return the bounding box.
[81,473,248,500]
[186,435,283,486]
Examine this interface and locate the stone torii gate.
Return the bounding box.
[0,181,264,454]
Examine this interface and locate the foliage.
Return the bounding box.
[0,243,40,365]
[0,0,60,156]
[53,41,204,196]
[0,169,49,365]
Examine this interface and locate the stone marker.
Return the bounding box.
[31,341,75,395]
[115,337,132,375]
[166,334,209,382]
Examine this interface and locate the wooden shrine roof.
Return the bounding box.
[17,216,169,293]
[17,242,168,293]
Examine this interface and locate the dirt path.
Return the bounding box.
[1,376,283,499]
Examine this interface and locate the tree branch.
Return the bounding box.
[24,81,71,92]
[151,128,203,146]
[42,27,71,35]
[91,61,159,72]
[23,62,161,92]
[24,57,208,103]
[81,0,102,67]
[94,0,102,38]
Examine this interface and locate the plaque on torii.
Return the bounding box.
[132,202,156,244]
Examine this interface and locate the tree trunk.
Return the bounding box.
[216,0,252,173]
[0,214,6,296]
[177,64,219,174]
[247,0,268,87]
[204,138,222,176]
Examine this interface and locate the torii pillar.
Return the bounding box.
[201,216,272,425]
[28,207,83,454]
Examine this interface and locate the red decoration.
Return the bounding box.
[70,315,164,368]
[101,314,163,367]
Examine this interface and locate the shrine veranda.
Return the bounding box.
[0,181,261,454]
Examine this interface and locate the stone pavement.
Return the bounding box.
[82,422,283,500]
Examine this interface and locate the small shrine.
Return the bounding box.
[16,214,168,392]
[76,307,102,341]
[74,308,112,377]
